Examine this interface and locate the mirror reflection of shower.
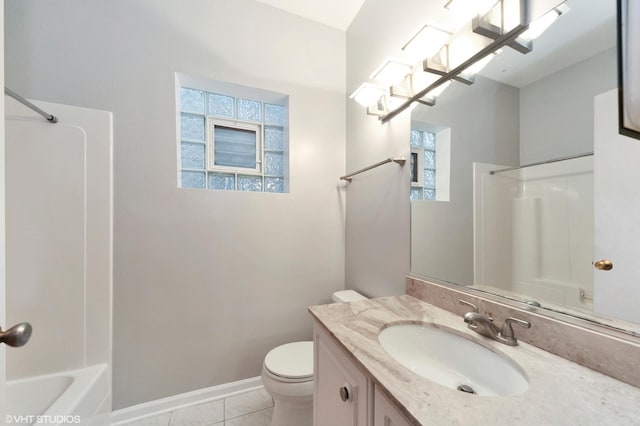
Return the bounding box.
[473,155,594,315]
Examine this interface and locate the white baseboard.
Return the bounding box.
[110,376,263,425]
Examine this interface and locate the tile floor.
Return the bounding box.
[123,387,273,426]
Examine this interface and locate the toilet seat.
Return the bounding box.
[263,341,313,383]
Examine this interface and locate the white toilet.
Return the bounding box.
[261,290,367,426]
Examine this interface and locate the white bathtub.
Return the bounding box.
[7,364,110,426]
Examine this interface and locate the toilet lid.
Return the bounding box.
[264,341,314,379]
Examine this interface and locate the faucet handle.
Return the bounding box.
[459,300,479,313]
[501,317,531,340]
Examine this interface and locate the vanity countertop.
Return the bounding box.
[308,295,640,425]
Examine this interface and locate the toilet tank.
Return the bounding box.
[332,290,367,303]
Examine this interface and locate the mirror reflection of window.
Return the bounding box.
[410,129,437,200]
[410,151,420,184]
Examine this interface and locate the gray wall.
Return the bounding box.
[5,0,346,409]
[345,0,422,297]
[520,48,617,163]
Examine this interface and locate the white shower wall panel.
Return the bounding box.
[5,98,113,385]
[6,115,85,378]
[516,157,594,301]
[472,163,518,291]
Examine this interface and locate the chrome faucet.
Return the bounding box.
[459,300,531,346]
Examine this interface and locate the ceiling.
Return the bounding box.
[480,0,617,87]
[254,0,366,31]
[255,0,617,88]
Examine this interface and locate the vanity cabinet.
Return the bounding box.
[373,388,412,426]
[313,322,414,426]
[313,323,372,426]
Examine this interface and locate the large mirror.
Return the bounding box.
[409,0,640,333]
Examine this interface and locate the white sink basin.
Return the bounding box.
[378,323,529,397]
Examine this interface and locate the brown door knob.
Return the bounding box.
[594,259,613,271]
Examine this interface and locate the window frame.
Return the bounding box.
[207,117,263,175]
[176,79,289,193]
[410,147,425,187]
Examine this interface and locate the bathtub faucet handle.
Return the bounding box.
[0,322,33,347]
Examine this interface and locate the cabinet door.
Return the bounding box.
[313,324,371,426]
[374,387,413,426]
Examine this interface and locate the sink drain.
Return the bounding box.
[457,384,476,394]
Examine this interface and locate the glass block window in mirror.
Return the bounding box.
[410,129,436,201]
[178,85,288,193]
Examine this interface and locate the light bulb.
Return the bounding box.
[403,26,451,61]
[520,4,569,41]
[370,59,414,86]
[350,83,385,107]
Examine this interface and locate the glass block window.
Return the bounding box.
[178,87,288,193]
[410,129,436,201]
[208,94,234,118]
[237,99,262,122]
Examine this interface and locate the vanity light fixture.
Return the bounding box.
[370,58,415,86]
[365,98,387,117]
[423,45,450,76]
[459,49,502,80]
[352,0,535,122]
[423,44,475,85]
[390,65,441,100]
[352,0,551,121]
[350,82,386,107]
[472,0,531,53]
[389,73,418,99]
[402,25,452,61]
[410,69,440,94]
[473,1,569,53]
[425,80,452,98]
[389,71,442,109]
[416,96,436,107]
[386,96,406,112]
[519,3,569,41]
[445,0,499,17]
[467,49,502,74]
[366,91,406,117]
